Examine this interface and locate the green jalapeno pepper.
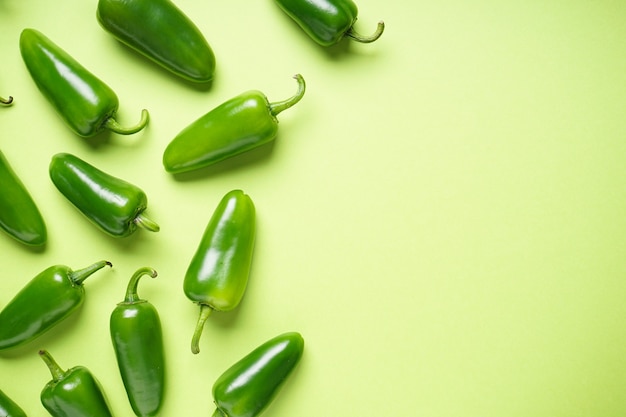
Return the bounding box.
[49,152,159,238]
[211,332,304,417]
[39,350,114,417]
[19,28,149,138]
[0,260,111,351]
[97,0,216,83]
[0,95,12,105]
[0,388,27,417]
[184,190,256,354]
[162,74,305,175]
[110,267,165,417]
[0,150,47,246]
[274,0,384,46]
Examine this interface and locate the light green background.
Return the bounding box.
[1,0,626,416]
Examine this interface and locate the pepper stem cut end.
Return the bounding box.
[1,96,13,105]
[39,350,66,382]
[191,304,213,354]
[104,109,149,135]
[268,74,306,117]
[70,260,112,285]
[124,267,157,303]
[134,213,160,232]
[346,20,385,43]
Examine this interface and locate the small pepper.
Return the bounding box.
[19,28,149,137]
[1,95,13,105]
[274,0,384,46]
[110,267,165,417]
[0,388,27,417]
[211,332,304,417]
[0,260,111,351]
[184,190,256,354]
[163,74,305,175]
[39,349,114,417]
[0,150,47,246]
[49,152,159,238]
[97,0,216,83]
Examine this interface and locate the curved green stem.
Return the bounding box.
[124,267,157,304]
[1,96,13,105]
[268,74,306,117]
[191,304,213,354]
[104,108,149,135]
[70,260,112,285]
[346,20,385,43]
[39,350,66,382]
[134,213,160,232]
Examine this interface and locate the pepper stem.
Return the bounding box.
[191,304,213,354]
[39,350,66,382]
[134,213,160,232]
[268,74,306,117]
[103,109,149,135]
[124,267,157,304]
[346,20,385,43]
[1,96,13,105]
[69,260,112,285]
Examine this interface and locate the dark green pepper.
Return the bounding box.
[1,95,12,105]
[39,349,114,417]
[0,388,27,417]
[19,28,149,138]
[0,260,111,351]
[49,152,159,238]
[274,0,384,46]
[0,150,47,246]
[163,74,305,175]
[211,332,304,417]
[184,190,256,354]
[97,0,216,83]
[110,267,165,417]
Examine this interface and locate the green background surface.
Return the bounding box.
[1,0,626,416]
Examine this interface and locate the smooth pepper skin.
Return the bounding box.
[0,150,47,246]
[19,28,149,137]
[39,350,114,417]
[184,190,256,354]
[211,332,304,417]
[163,74,305,175]
[0,388,27,417]
[49,152,160,237]
[110,267,165,417]
[274,0,384,46]
[0,260,112,351]
[97,0,216,83]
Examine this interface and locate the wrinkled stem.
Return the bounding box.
[134,213,160,232]
[346,20,385,43]
[124,267,157,303]
[191,304,213,354]
[70,260,112,285]
[268,74,306,117]
[104,109,149,135]
[39,350,66,382]
[1,96,13,105]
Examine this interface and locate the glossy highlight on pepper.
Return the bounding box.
[184,190,256,354]
[163,74,305,175]
[49,152,160,238]
[110,267,165,417]
[97,0,216,83]
[19,28,149,137]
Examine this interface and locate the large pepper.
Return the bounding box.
[211,332,304,417]
[184,190,256,354]
[110,267,165,417]
[49,152,159,238]
[274,0,384,46]
[162,74,305,175]
[19,28,149,137]
[1,95,12,105]
[0,260,111,351]
[39,349,114,417]
[0,150,47,246]
[97,0,216,83]
[0,388,27,417]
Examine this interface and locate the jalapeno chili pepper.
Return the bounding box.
[19,28,149,138]
[0,150,47,247]
[0,388,27,417]
[49,152,159,238]
[1,95,12,105]
[110,267,165,417]
[211,332,304,417]
[274,0,384,46]
[162,74,305,175]
[39,349,114,417]
[97,0,216,83]
[184,190,256,354]
[0,260,111,351]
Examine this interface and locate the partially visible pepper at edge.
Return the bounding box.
[0,388,27,417]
